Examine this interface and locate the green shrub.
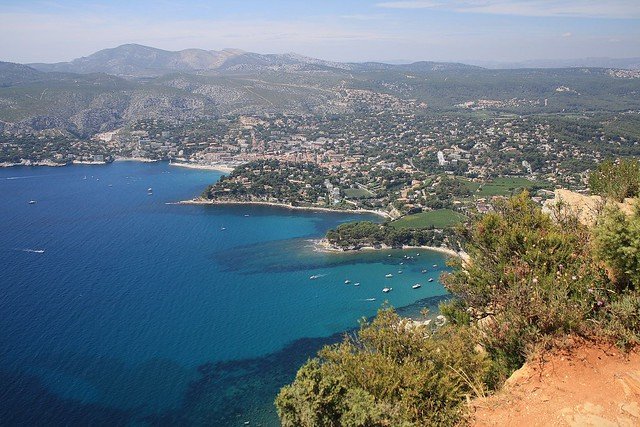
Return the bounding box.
[276,308,491,426]
[594,203,640,288]
[589,158,640,201]
[443,192,609,379]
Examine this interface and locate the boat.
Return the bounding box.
[244,214,250,217]
[20,248,45,254]
[83,176,87,180]
[385,273,393,278]
[220,227,226,231]
[344,280,351,284]
[416,253,420,256]
[412,284,421,289]
[28,200,37,204]
[432,264,437,268]
[398,270,403,274]
[382,287,392,293]
[400,262,404,265]
[310,275,319,280]
[354,282,360,286]
[365,298,376,301]
[147,187,153,192]
[421,269,427,274]
[428,278,434,282]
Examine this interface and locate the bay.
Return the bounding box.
[0,161,450,426]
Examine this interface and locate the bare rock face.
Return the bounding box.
[543,189,636,227]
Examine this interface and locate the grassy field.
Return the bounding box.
[344,187,376,199]
[462,177,541,197]
[390,209,467,229]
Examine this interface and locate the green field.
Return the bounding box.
[390,209,467,229]
[343,187,375,199]
[462,177,541,197]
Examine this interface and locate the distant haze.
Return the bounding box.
[1,0,639,64]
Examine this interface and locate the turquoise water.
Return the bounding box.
[0,161,450,426]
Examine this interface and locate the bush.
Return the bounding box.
[276,308,491,426]
[594,203,640,288]
[589,158,640,201]
[443,192,609,378]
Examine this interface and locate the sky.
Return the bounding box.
[1,0,639,64]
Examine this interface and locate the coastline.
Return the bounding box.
[114,156,160,163]
[169,162,236,173]
[311,238,461,258]
[175,198,391,219]
[1,160,67,168]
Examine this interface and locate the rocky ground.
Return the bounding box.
[472,340,640,426]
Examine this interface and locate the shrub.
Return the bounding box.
[443,192,609,378]
[589,158,640,202]
[276,308,491,426]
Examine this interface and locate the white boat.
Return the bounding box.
[365,298,376,301]
[412,284,421,289]
[400,262,404,265]
[432,264,437,268]
[428,278,434,282]
[220,227,226,231]
[382,287,392,293]
[344,280,351,284]
[354,282,360,286]
[28,200,37,204]
[20,248,45,254]
[244,214,250,217]
[147,187,153,192]
[416,253,420,256]
[421,269,427,274]
[310,275,319,280]
[398,270,403,274]
[385,274,393,278]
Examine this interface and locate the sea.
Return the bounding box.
[0,161,451,426]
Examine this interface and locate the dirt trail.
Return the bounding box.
[472,342,640,426]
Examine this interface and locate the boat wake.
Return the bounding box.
[17,248,45,254]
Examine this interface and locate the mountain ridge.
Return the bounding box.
[27,43,481,77]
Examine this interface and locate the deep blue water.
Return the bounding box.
[0,161,450,426]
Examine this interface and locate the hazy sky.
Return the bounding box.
[1,0,639,64]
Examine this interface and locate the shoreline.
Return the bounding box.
[175,198,391,219]
[169,162,236,173]
[114,157,160,163]
[311,238,461,258]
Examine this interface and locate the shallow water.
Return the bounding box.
[0,161,450,425]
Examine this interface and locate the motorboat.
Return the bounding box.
[412,284,421,289]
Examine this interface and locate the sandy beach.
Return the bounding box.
[175,198,391,218]
[114,157,160,163]
[169,162,236,173]
[311,238,461,258]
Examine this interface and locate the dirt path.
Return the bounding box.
[472,341,640,426]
